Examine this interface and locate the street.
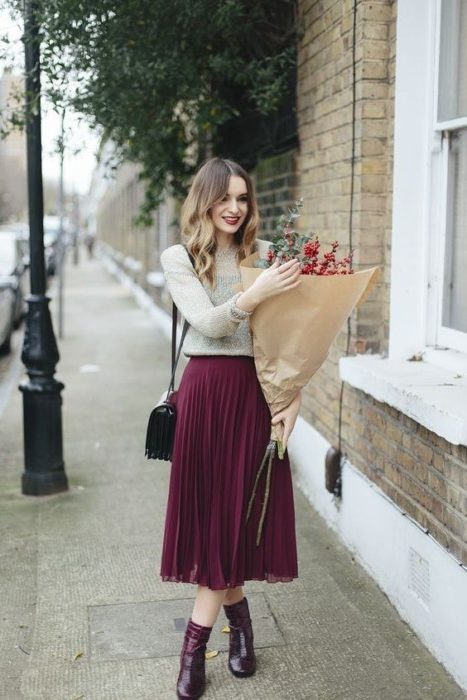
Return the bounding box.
[0,251,464,700]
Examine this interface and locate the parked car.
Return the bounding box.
[43,216,59,276]
[0,219,67,276]
[0,231,29,354]
[0,278,15,355]
[43,215,69,276]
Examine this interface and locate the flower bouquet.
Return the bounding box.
[241,198,381,545]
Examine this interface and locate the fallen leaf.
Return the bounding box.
[205,649,219,659]
[72,650,84,661]
[221,625,230,634]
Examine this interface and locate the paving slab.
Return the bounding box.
[88,593,283,661]
[0,251,464,700]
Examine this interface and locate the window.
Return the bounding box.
[435,0,467,349]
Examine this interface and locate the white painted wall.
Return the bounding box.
[289,416,467,692]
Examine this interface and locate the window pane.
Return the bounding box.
[442,129,467,333]
[438,0,467,121]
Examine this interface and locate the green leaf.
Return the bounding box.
[1,0,297,221]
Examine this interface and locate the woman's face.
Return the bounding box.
[210,175,249,240]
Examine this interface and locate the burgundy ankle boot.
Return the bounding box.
[176,618,213,699]
[223,596,256,677]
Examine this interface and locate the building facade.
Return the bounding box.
[291,0,467,690]
[0,70,27,223]
[92,0,467,688]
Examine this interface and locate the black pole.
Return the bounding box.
[19,0,68,495]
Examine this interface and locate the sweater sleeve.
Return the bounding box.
[160,245,251,339]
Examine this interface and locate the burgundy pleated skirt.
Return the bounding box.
[159,355,298,590]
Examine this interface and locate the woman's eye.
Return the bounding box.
[221,195,248,202]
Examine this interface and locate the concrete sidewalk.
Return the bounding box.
[0,252,464,700]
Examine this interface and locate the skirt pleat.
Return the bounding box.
[159,355,298,590]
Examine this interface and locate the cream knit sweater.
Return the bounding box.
[160,238,270,357]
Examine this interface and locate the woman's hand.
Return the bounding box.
[252,258,301,303]
[271,390,301,451]
[235,258,301,313]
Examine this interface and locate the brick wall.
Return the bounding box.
[96,162,179,311]
[252,150,299,240]
[343,386,467,564]
[297,0,392,356]
[296,0,395,447]
[297,0,467,565]
[97,162,152,286]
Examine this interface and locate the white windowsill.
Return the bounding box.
[339,354,467,446]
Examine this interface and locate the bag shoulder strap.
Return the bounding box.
[167,246,195,396]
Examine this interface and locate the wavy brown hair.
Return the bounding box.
[180,157,260,287]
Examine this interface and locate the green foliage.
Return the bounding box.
[2,0,297,223]
[253,197,355,274]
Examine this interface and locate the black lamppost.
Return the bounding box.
[19,0,68,495]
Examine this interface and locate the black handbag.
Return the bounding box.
[144,249,194,461]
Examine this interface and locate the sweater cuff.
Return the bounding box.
[229,292,253,321]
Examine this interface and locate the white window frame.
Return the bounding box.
[432,0,467,352]
[389,0,467,364]
[339,0,467,447]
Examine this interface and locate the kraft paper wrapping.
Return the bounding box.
[239,252,381,437]
[239,251,380,545]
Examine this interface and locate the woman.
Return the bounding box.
[160,157,301,699]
